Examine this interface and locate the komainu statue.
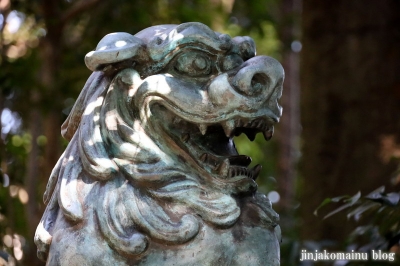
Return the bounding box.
[35,22,284,265]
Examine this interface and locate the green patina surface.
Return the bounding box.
[35,22,284,266]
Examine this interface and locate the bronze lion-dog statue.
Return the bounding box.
[35,22,284,266]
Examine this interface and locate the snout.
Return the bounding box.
[208,55,284,117]
[231,56,284,98]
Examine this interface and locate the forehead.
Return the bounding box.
[135,22,235,62]
[84,22,256,73]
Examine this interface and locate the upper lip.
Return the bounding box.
[197,116,274,141]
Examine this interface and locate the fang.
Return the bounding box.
[198,124,208,135]
[263,128,274,141]
[252,164,262,180]
[216,158,230,177]
[221,120,235,138]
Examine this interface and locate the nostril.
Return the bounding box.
[250,73,268,95]
[232,71,270,96]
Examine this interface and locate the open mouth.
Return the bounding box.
[151,104,274,185]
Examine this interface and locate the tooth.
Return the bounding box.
[263,128,274,141]
[245,131,257,141]
[252,164,262,180]
[222,120,235,137]
[216,158,230,177]
[198,124,208,135]
[181,133,190,142]
[228,169,233,178]
[235,119,243,127]
[200,153,208,163]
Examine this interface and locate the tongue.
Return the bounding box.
[228,155,252,167]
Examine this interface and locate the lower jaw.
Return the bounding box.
[149,106,259,193]
[183,144,259,194]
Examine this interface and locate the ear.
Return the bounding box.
[85,32,147,71]
[61,72,108,140]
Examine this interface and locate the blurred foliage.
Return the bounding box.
[1,0,283,265]
[236,133,279,194]
[308,136,400,265]
[314,187,400,265]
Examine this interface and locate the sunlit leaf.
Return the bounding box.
[366,186,386,199]
[347,201,379,221]
[321,192,361,219]
[314,195,349,216]
[346,191,361,205]
[314,198,333,216]
[323,202,353,220]
[381,192,400,206]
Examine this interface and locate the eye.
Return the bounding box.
[174,52,212,77]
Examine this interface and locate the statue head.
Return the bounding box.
[35,22,284,260]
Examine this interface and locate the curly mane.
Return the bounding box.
[35,23,283,264]
[36,69,241,258]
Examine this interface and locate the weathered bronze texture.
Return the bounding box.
[35,22,284,265]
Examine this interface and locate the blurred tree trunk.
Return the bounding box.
[276,0,301,211]
[300,0,400,243]
[24,1,100,265]
[25,18,63,266]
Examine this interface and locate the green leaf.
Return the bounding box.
[366,186,385,199]
[347,201,380,221]
[322,192,361,219]
[323,202,353,219]
[314,195,352,216]
[381,192,400,206]
[345,191,361,205]
[366,190,400,206]
[330,195,351,203]
[314,198,333,216]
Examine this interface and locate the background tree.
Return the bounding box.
[300,0,400,245]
